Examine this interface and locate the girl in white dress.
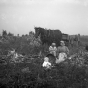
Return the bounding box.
[49,43,57,57]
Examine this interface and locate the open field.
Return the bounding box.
[0,33,88,88]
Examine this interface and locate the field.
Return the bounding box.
[0,32,88,88]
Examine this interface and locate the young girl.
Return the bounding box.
[49,43,57,57]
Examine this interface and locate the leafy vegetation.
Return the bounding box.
[0,30,88,88]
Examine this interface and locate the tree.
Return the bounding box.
[29,31,34,36]
[17,34,19,37]
[2,30,7,37]
[8,32,14,36]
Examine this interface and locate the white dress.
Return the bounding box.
[49,46,57,56]
[42,57,51,69]
[55,53,67,64]
[42,61,51,68]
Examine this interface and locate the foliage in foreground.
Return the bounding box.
[0,52,88,88]
[0,31,88,88]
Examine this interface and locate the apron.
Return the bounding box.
[56,53,67,64]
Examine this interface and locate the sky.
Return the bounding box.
[0,0,88,35]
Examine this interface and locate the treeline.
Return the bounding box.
[0,30,44,55]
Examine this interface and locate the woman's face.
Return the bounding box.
[60,42,65,46]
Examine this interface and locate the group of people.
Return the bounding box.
[49,41,69,64]
[42,40,69,69]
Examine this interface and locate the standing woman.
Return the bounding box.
[56,41,69,64]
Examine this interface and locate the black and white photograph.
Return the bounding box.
[0,0,88,88]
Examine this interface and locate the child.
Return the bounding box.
[42,57,51,69]
[49,43,57,57]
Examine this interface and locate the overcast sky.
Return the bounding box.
[0,0,88,35]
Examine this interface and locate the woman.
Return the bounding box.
[56,41,69,64]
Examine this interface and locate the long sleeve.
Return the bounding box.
[66,47,69,55]
[49,46,57,57]
[49,46,52,52]
[56,47,60,57]
[56,46,69,56]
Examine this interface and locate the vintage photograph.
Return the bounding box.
[0,0,88,88]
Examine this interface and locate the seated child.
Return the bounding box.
[42,57,51,69]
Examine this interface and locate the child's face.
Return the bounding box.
[44,57,49,62]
